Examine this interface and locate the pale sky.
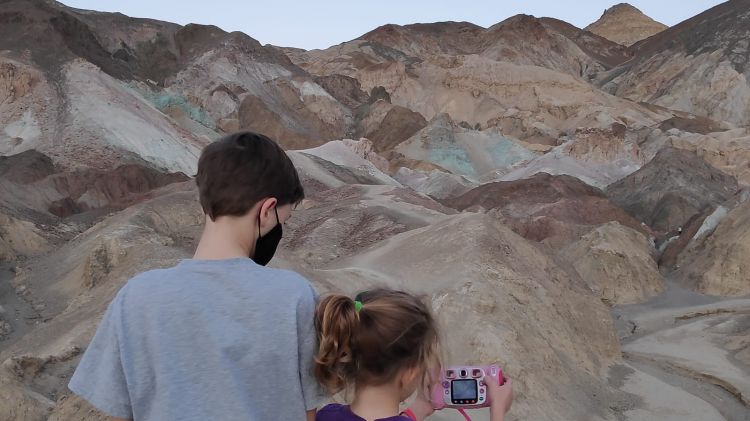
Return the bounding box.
[60,1,726,50]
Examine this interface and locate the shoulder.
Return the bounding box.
[118,266,177,295]
[264,266,313,288]
[259,266,318,302]
[126,264,179,285]
[109,265,192,311]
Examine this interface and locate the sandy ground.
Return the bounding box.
[617,363,725,421]
[613,280,750,421]
[626,356,749,421]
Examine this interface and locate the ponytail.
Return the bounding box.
[314,294,359,393]
[313,289,441,395]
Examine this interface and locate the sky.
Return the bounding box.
[60,1,726,50]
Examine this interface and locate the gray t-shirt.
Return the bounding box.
[69,258,326,420]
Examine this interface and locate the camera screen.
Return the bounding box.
[451,379,477,400]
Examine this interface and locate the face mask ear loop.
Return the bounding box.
[258,202,280,240]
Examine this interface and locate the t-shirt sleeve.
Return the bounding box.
[68,289,133,419]
[297,283,328,410]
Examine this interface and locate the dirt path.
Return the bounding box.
[626,355,749,421]
[611,280,750,421]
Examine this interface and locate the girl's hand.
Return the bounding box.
[484,375,512,420]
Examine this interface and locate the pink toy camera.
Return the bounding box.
[430,364,504,409]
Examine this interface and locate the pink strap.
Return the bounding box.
[400,408,418,421]
[457,408,472,421]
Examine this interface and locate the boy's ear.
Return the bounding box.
[258,197,278,228]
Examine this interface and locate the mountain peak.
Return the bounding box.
[585,3,667,46]
[603,3,642,15]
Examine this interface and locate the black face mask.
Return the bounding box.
[252,207,282,266]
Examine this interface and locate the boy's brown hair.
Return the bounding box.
[196,131,304,220]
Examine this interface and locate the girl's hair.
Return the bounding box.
[314,288,441,394]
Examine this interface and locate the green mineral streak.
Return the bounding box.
[130,84,215,129]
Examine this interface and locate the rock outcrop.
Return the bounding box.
[358,104,427,152]
[658,127,750,185]
[561,222,664,305]
[282,184,453,268]
[0,212,49,261]
[446,173,650,247]
[676,200,750,296]
[606,148,738,233]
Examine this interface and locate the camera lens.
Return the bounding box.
[460,369,467,377]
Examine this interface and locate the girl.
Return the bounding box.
[314,288,513,421]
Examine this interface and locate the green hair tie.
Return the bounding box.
[354,300,363,313]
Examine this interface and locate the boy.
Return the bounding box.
[69,131,325,420]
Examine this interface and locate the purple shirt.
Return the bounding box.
[316,404,412,421]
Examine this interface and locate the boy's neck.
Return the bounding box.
[350,384,402,421]
[193,216,256,260]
